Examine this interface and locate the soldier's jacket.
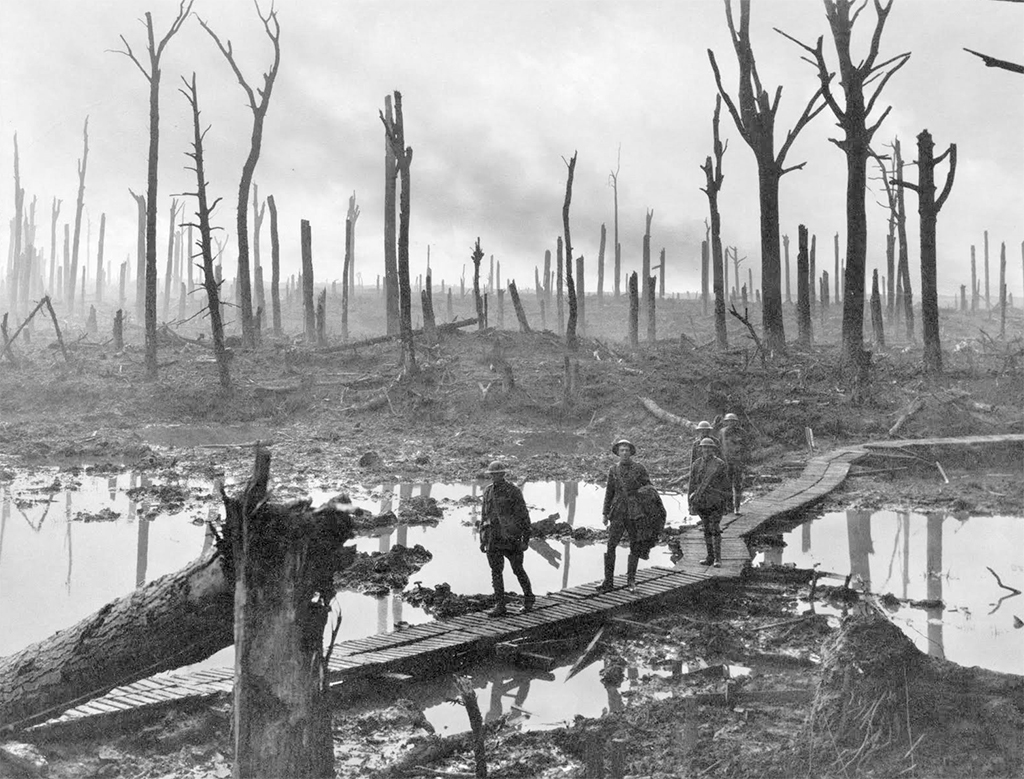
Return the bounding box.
[602,461,652,524]
[716,423,753,468]
[480,480,531,552]
[688,454,732,515]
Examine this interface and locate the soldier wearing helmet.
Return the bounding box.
[597,438,652,593]
[688,437,731,566]
[479,460,534,618]
[715,411,752,514]
[690,420,716,468]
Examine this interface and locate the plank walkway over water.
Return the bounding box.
[44,433,1024,727]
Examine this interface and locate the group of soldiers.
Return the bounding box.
[477,412,751,617]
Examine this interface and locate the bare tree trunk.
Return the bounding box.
[8,136,24,314]
[508,281,531,333]
[198,7,281,350]
[162,199,178,321]
[984,229,990,312]
[563,151,578,351]
[658,247,666,299]
[228,448,352,779]
[543,249,551,303]
[342,216,352,341]
[702,96,728,350]
[301,220,316,343]
[66,119,89,313]
[48,197,60,295]
[628,271,639,349]
[596,223,606,301]
[252,184,266,315]
[556,237,564,336]
[797,224,812,346]
[641,209,653,326]
[267,195,282,336]
[611,146,621,298]
[999,242,1007,339]
[783,234,791,303]
[471,238,484,331]
[970,245,978,313]
[316,289,327,347]
[182,74,230,389]
[383,95,400,337]
[646,276,656,342]
[94,213,106,302]
[871,268,885,347]
[701,239,710,315]
[575,256,585,337]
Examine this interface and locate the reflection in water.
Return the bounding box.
[762,509,1023,675]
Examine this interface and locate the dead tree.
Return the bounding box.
[870,268,885,347]
[628,271,639,348]
[1000,242,1007,339]
[894,140,914,338]
[609,145,622,298]
[48,197,61,294]
[383,95,400,336]
[700,95,729,349]
[597,223,606,300]
[226,447,353,779]
[346,191,360,293]
[543,249,551,302]
[198,3,281,350]
[508,280,531,333]
[252,184,266,314]
[301,220,315,343]
[985,229,990,311]
[267,194,282,335]
[115,0,194,377]
[709,0,824,355]
[971,245,978,313]
[181,74,230,389]
[316,288,327,346]
[701,238,710,315]
[563,151,579,351]
[575,256,585,336]
[95,213,106,301]
[893,128,956,373]
[129,189,146,319]
[783,233,791,303]
[646,276,656,342]
[471,238,485,331]
[780,0,909,365]
[833,232,841,302]
[797,224,812,346]
[342,215,352,341]
[9,136,24,314]
[162,198,180,321]
[556,237,564,335]
[65,118,90,313]
[963,47,1024,74]
[380,91,417,375]
[658,247,666,298]
[640,209,653,325]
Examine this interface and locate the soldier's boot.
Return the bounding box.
[626,553,639,593]
[699,535,715,566]
[595,550,616,593]
[713,535,722,568]
[487,571,507,617]
[518,573,536,612]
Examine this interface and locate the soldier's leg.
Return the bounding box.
[708,513,723,567]
[699,513,715,565]
[508,550,534,603]
[487,551,507,616]
[596,517,625,592]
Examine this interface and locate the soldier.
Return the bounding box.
[598,438,652,593]
[689,420,715,466]
[716,411,752,514]
[688,437,731,567]
[479,461,534,618]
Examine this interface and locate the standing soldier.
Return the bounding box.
[716,412,752,515]
[598,438,652,593]
[479,461,534,618]
[688,438,731,567]
[690,420,715,466]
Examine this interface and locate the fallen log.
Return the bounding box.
[0,548,234,734]
[321,317,477,353]
[888,398,925,437]
[638,396,694,428]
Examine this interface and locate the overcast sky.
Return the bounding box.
[2,0,1022,298]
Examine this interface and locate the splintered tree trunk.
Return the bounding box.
[701,239,710,315]
[646,276,656,342]
[113,309,124,351]
[628,271,639,348]
[597,223,606,301]
[342,216,352,341]
[575,255,584,337]
[971,246,978,313]
[984,230,990,311]
[563,152,578,350]
[383,95,400,337]
[886,232,896,320]
[508,281,531,333]
[268,195,282,336]
[999,242,1007,339]
[641,210,652,325]
[95,213,106,301]
[69,119,89,313]
[896,142,914,339]
[797,224,812,346]
[228,448,353,779]
[472,239,484,331]
[757,170,785,354]
[556,238,564,336]
[543,249,551,303]
[163,199,177,321]
[871,268,885,347]
[301,220,316,343]
[316,289,327,346]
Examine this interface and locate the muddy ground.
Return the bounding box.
[0,294,1022,777]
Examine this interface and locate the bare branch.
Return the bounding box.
[936,144,957,211]
[111,35,151,81]
[963,47,1024,74]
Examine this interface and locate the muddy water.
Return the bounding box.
[3,469,1021,734]
[757,510,1024,675]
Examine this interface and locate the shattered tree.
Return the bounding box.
[700,95,728,350]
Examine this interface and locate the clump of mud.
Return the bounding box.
[335,544,433,596]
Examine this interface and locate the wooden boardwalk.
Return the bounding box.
[41,434,1024,727]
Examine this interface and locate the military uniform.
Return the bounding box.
[480,478,534,614]
[688,449,731,565]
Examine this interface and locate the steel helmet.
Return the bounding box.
[696,420,713,431]
[698,437,719,448]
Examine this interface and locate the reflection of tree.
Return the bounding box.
[378,529,392,634]
[108,475,117,502]
[926,513,945,660]
[135,508,150,587]
[762,543,783,567]
[0,490,8,569]
[563,481,578,526]
[801,520,811,553]
[900,511,910,600]
[64,491,73,594]
[419,482,431,499]
[846,509,873,591]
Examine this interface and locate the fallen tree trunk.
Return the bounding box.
[322,317,477,353]
[639,396,694,428]
[0,549,234,733]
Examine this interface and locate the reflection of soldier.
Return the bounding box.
[715,412,752,514]
[486,672,533,724]
[598,439,652,593]
[479,461,534,618]
[688,438,731,567]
